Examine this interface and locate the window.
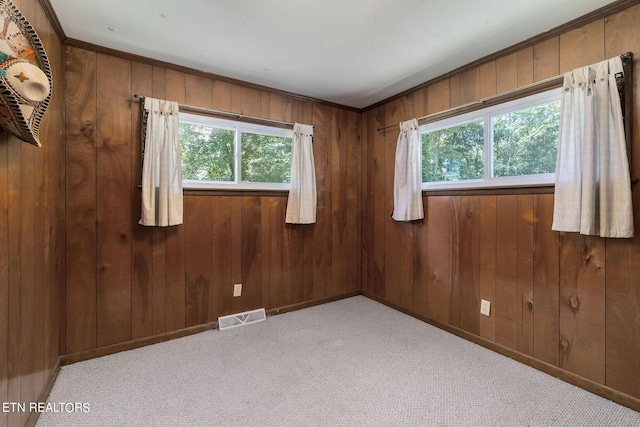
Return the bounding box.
[421,88,561,189]
[179,112,293,190]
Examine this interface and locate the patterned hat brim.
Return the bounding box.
[0,0,52,147]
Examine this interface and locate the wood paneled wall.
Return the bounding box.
[361,4,640,403]
[63,46,361,355]
[0,0,65,426]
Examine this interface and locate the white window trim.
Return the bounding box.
[180,112,293,191]
[421,88,561,191]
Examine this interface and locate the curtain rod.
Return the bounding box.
[377,52,633,133]
[133,94,298,128]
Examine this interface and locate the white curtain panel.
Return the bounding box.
[285,123,316,224]
[392,118,424,221]
[552,56,633,238]
[139,97,183,227]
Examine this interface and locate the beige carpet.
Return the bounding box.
[37,296,640,426]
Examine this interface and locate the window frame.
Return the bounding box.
[420,88,561,191]
[180,112,294,191]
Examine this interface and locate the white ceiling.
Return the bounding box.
[49,0,617,109]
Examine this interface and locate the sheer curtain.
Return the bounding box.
[552,56,633,238]
[139,97,183,227]
[392,118,424,221]
[285,123,316,224]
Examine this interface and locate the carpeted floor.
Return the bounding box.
[37,296,640,426]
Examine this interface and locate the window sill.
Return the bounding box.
[183,187,289,197]
[423,182,555,196]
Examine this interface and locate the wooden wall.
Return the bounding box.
[361,4,640,404]
[62,45,361,355]
[0,0,65,426]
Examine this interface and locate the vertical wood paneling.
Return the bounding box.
[184,196,212,326]
[230,84,242,114]
[533,37,560,81]
[268,197,284,309]
[459,68,480,105]
[212,196,233,317]
[516,46,534,87]
[459,196,482,335]
[611,0,640,395]
[427,196,451,323]
[130,62,153,341]
[151,66,167,335]
[332,107,349,296]
[346,110,361,296]
[312,105,328,300]
[0,136,7,427]
[7,137,20,427]
[412,87,427,119]
[165,225,186,331]
[448,197,462,327]
[65,47,97,353]
[397,96,414,310]
[230,197,243,313]
[604,2,640,399]
[321,103,334,299]
[383,100,401,305]
[449,75,461,108]
[479,61,497,99]
[361,109,370,294]
[0,1,65,422]
[559,234,605,382]
[496,53,517,93]
[559,20,605,73]
[33,0,47,390]
[241,197,262,311]
[457,196,480,335]
[165,69,187,332]
[413,204,428,317]
[212,80,231,111]
[186,75,212,109]
[260,198,271,309]
[427,80,449,115]
[371,106,385,297]
[479,196,496,342]
[533,194,560,367]
[299,96,318,295]
[241,87,261,116]
[516,195,534,356]
[96,54,132,348]
[20,135,36,427]
[495,195,518,349]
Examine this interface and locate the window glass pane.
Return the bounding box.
[241,132,292,183]
[492,100,560,177]
[422,120,484,182]
[180,123,235,182]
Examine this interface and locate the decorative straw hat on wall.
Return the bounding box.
[0,0,52,146]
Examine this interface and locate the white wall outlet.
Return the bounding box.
[233,283,242,297]
[480,299,491,316]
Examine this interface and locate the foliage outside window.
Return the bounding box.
[180,113,293,190]
[421,88,561,189]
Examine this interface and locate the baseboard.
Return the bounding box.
[361,290,640,413]
[25,357,62,427]
[60,321,219,366]
[266,291,361,317]
[60,292,360,366]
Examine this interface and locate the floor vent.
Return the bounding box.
[218,308,266,331]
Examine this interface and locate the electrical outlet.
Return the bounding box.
[480,299,491,316]
[233,283,242,297]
